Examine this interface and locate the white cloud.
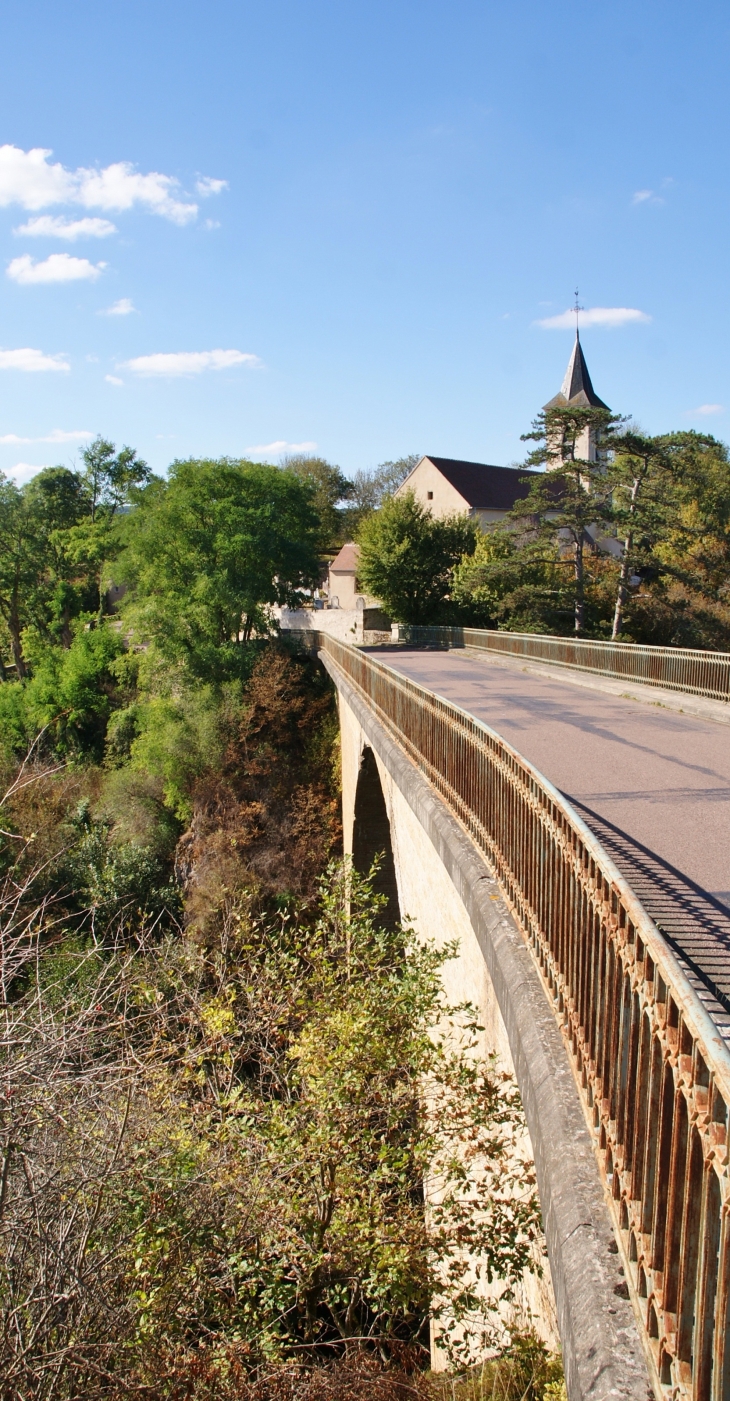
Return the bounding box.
[0,428,91,444]
[105,374,124,386]
[7,253,106,284]
[536,306,651,330]
[0,145,198,225]
[196,176,228,197]
[246,440,318,457]
[7,463,49,486]
[75,163,196,224]
[122,349,260,377]
[687,404,724,416]
[0,347,69,372]
[14,214,117,240]
[101,297,136,316]
[632,188,664,207]
[205,219,221,230]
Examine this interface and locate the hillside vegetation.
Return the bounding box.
[0,444,555,1399]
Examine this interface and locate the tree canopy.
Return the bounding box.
[357,491,477,624]
[280,453,354,551]
[119,457,321,678]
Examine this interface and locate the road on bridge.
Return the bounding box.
[380,647,730,1021]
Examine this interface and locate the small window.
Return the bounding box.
[427,490,433,500]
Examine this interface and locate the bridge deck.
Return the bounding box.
[379,647,730,1032]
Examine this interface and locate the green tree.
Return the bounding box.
[347,454,420,532]
[452,526,570,632]
[519,404,622,633]
[357,491,477,624]
[0,476,36,677]
[21,466,92,645]
[119,458,321,678]
[654,431,730,594]
[280,454,354,552]
[66,437,151,617]
[607,431,677,638]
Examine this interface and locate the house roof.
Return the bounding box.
[329,541,360,573]
[544,335,609,411]
[409,457,539,510]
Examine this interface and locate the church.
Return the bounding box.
[393,331,608,526]
[325,334,609,610]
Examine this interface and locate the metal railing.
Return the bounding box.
[312,631,730,1401]
[401,626,730,703]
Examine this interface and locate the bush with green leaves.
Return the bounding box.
[0,620,125,760]
[0,860,543,1395]
[357,493,477,624]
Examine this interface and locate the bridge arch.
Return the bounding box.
[352,745,401,927]
[328,646,652,1401]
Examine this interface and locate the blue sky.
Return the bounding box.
[0,0,728,483]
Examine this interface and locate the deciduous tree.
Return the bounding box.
[357,492,477,624]
[119,458,321,678]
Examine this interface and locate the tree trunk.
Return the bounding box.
[611,531,633,641]
[8,587,26,678]
[574,536,584,633]
[611,476,641,641]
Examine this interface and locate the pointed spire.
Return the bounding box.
[545,333,609,411]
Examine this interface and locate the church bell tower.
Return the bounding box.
[543,296,610,463]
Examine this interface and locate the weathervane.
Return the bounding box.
[573,288,583,339]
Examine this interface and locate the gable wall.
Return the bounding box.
[395,457,471,519]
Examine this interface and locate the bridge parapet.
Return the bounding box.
[401,625,730,702]
[305,632,730,1401]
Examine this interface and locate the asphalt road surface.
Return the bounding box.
[380,647,730,1018]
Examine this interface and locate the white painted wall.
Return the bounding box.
[279,607,360,642]
[395,457,471,519]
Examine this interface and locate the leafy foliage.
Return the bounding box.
[0,856,543,1394]
[357,492,477,624]
[281,454,354,552]
[517,404,622,634]
[119,458,321,678]
[346,456,420,532]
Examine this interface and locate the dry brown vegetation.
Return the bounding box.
[177,648,342,938]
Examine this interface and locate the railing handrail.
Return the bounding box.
[401,625,730,702]
[303,630,730,1401]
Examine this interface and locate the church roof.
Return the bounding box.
[414,457,539,509]
[544,335,609,411]
[329,542,360,573]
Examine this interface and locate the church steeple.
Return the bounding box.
[544,332,610,412]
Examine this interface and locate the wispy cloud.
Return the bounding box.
[122,349,260,377]
[7,462,49,485]
[0,428,91,443]
[101,297,136,316]
[246,440,318,457]
[0,145,224,225]
[536,306,650,330]
[686,404,724,416]
[196,176,228,197]
[105,375,124,386]
[14,214,117,240]
[0,347,69,372]
[7,253,106,284]
[632,189,654,204]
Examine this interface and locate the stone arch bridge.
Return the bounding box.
[291,629,730,1401]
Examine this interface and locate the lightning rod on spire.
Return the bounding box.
[573,288,584,339]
